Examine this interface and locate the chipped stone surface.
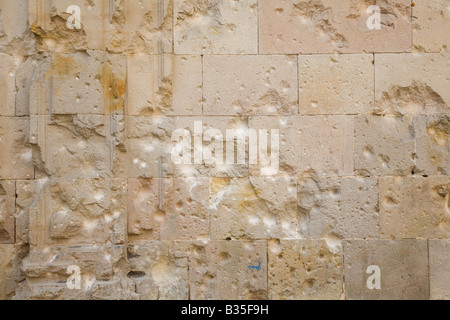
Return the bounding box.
[268,240,343,300]
[259,0,412,54]
[429,240,450,300]
[0,245,26,300]
[380,177,450,239]
[0,181,15,244]
[344,240,429,300]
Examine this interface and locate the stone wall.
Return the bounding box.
[0,0,449,300]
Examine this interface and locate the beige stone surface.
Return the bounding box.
[298,177,379,239]
[204,55,298,116]
[16,181,37,245]
[413,0,450,53]
[268,240,343,300]
[0,181,15,244]
[0,54,19,116]
[375,53,450,115]
[344,240,429,300]
[380,177,450,239]
[0,245,26,300]
[354,116,415,176]
[429,240,450,300]
[299,54,374,115]
[174,0,258,54]
[259,0,412,54]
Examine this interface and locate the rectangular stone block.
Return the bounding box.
[429,240,450,300]
[380,177,450,239]
[413,0,450,53]
[174,0,258,54]
[0,117,34,180]
[415,115,449,176]
[173,240,267,300]
[127,54,202,116]
[344,240,429,300]
[374,53,450,115]
[298,177,379,239]
[354,116,415,176]
[128,178,210,241]
[268,240,343,300]
[210,177,300,239]
[259,0,411,54]
[29,179,127,246]
[204,55,298,116]
[0,181,15,244]
[249,116,354,177]
[299,54,374,115]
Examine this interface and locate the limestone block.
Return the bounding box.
[0,54,20,116]
[413,0,450,53]
[0,0,35,55]
[415,115,449,175]
[0,245,27,300]
[127,241,189,300]
[249,116,354,177]
[354,116,415,176]
[16,57,37,116]
[374,53,450,115]
[0,117,34,180]
[128,178,210,240]
[127,54,202,116]
[0,181,15,244]
[268,240,343,300]
[16,181,37,245]
[211,177,301,240]
[298,177,379,240]
[344,240,429,300]
[259,0,411,54]
[173,240,267,300]
[429,240,450,300]
[380,177,450,239]
[298,54,374,115]
[29,179,127,246]
[203,55,298,116]
[174,0,258,54]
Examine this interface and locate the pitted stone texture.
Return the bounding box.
[259,0,411,54]
[268,240,343,300]
[211,177,301,240]
[128,178,209,241]
[415,115,449,176]
[0,117,34,180]
[173,240,267,300]
[374,53,450,115]
[127,54,202,116]
[0,181,15,244]
[16,245,137,300]
[127,241,189,300]
[0,245,26,300]
[344,240,429,300]
[429,240,450,300]
[354,116,415,176]
[380,177,450,239]
[299,54,374,115]
[29,179,127,246]
[174,0,258,54]
[16,181,37,245]
[203,55,298,116]
[0,0,35,55]
[249,116,354,177]
[298,177,379,240]
[413,0,450,53]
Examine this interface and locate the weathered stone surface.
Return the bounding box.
[429,240,450,300]
[174,0,258,54]
[374,53,450,115]
[344,240,429,300]
[128,178,209,240]
[0,245,26,300]
[211,177,301,240]
[299,54,374,115]
[16,181,37,245]
[380,177,450,239]
[415,115,449,176]
[259,0,412,54]
[127,54,202,116]
[298,177,379,239]
[413,0,450,53]
[249,116,354,177]
[0,54,19,116]
[354,116,415,176]
[0,181,15,244]
[268,240,343,300]
[204,55,298,116]
[0,117,34,180]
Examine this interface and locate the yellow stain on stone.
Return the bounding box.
[50,54,78,77]
[427,126,448,147]
[101,63,126,113]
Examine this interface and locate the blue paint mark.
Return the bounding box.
[248,259,261,271]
